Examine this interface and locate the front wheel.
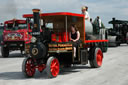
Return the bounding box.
[46,57,60,78]
[89,47,103,68]
[1,46,9,58]
[22,57,36,77]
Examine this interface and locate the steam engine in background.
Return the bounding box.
[108,18,128,46]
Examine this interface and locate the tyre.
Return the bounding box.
[1,46,9,58]
[46,57,60,78]
[22,57,36,77]
[89,47,103,68]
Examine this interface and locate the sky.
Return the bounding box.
[0,0,128,27]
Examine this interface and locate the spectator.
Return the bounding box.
[81,6,90,21]
[90,18,93,24]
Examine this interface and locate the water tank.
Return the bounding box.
[85,20,93,34]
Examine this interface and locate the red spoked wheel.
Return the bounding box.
[46,57,60,78]
[89,48,103,68]
[22,57,36,77]
[96,49,103,67]
[51,59,59,77]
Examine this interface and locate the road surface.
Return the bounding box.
[0,45,128,85]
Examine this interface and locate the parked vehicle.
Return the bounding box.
[108,18,128,46]
[1,19,32,57]
[22,9,108,78]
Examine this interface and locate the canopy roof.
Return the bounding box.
[109,20,128,24]
[4,19,26,24]
[23,12,84,18]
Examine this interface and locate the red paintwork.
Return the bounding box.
[23,12,108,43]
[23,12,84,18]
[51,34,56,42]
[4,20,26,24]
[25,58,35,77]
[57,33,62,42]
[3,19,32,44]
[37,64,46,72]
[85,40,108,43]
[50,58,59,77]
[96,49,103,66]
[51,32,69,42]
[62,32,69,42]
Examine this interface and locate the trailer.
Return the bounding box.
[1,19,32,57]
[22,9,108,78]
[108,18,128,46]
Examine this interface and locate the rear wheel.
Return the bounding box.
[22,57,36,77]
[46,57,60,78]
[89,47,103,68]
[1,46,9,58]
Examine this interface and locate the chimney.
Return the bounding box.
[32,9,40,35]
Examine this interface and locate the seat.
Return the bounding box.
[62,32,69,42]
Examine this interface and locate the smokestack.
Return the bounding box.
[112,17,116,29]
[32,9,40,33]
[31,9,41,42]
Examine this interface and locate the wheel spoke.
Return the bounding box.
[50,58,59,77]
[25,58,35,77]
[96,50,103,66]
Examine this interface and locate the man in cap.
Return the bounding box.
[93,16,105,34]
[81,6,90,21]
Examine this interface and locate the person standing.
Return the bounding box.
[97,16,102,28]
[90,18,93,24]
[81,6,90,21]
[93,16,103,34]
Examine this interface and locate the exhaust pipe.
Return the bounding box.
[29,9,47,59]
[32,9,41,38]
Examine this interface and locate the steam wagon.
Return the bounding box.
[22,9,108,78]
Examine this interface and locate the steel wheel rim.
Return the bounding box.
[96,50,103,66]
[26,58,35,76]
[50,59,59,77]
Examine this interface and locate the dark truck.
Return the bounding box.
[108,18,128,46]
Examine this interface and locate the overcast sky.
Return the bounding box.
[0,0,128,27]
